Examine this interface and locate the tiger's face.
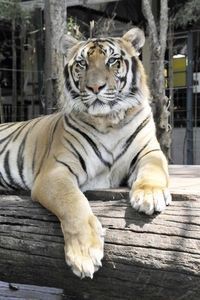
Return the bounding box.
[61,28,148,117]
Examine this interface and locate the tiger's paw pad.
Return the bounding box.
[130,187,172,215]
[64,215,105,279]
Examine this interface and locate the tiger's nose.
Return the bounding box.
[87,83,106,94]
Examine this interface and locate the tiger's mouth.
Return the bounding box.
[87,98,112,115]
[93,99,104,106]
[90,98,108,110]
[79,88,123,116]
[82,93,112,105]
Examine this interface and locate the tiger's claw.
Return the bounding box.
[63,215,105,278]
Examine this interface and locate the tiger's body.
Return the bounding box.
[0,105,158,192]
[0,28,171,278]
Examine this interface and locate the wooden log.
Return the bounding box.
[0,281,65,300]
[0,190,200,300]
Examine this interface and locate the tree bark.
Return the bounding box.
[0,87,5,123]
[34,8,45,116]
[20,21,26,121]
[142,0,171,160]
[0,190,200,300]
[12,17,17,122]
[44,0,66,114]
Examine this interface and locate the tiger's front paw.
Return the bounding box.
[62,215,105,279]
[130,187,172,215]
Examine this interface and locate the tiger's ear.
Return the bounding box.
[122,28,145,53]
[60,34,79,55]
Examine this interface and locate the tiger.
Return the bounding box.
[0,27,171,279]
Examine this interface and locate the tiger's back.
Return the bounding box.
[0,114,61,192]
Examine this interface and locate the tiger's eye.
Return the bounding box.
[79,60,87,67]
[108,57,116,64]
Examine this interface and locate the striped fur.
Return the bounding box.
[0,28,171,279]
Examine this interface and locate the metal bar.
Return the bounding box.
[34,7,45,115]
[168,28,200,37]
[186,31,193,165]
[168,18,174,128]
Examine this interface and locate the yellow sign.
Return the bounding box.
[173,57,186,87]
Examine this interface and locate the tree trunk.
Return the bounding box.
[0,189,200,300]
[168,18,174,129]
[0,87,5,123]
[12,18,17,122]
[34,8,45,116]
[44,0,66,115]
[20,21,26,121]
[142,0,171,160]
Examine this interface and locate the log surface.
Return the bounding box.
[0,188,200,300]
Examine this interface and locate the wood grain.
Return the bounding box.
[0,191,200,300]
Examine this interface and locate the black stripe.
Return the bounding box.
[124,58,129,74]
[21,118,44,174]
[32,139,38,173]
[17,131,30,190]
[0,171,14,190]
[126,148,161,187]
[70,65,79,90]
[126,116,150,147]
[94,38,115,45]
[63,127,88,155]
[115,115,151,162]
[0,124,26,155]
[4,151,13,185]
[120,141,153,187]
[119,59,129,90]
[76,118,108,134]
[64,64,80,98]
[16,118,44,186]
[4,151,21,190]
[0,136,13,155]
[109,45,114,55]
[69,115,113,157]
[0,123,16,132]
[70,114,109,135]
[13,120,33,142]
[137,149,161,163]
[121,50,126,57]
[131,57,137,87]
[119,144,147,187]
[130,148,144,170]
[33,150,47,182]
[130,141,154,171]
[32,118,56,181]
[0,120,34,157]
[109,100,118,108]
[0,123,25,145]
[64,65,71,90]
[65,116,111,168]
[64,137,87,173]
[47,117,61,157]
[54,155,79,185]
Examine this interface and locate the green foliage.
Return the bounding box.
[173,0,200,27]
[67,17,85,40]
[0,0,31,23]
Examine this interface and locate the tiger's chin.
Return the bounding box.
[87,102,126,124]
[87,101,111,116]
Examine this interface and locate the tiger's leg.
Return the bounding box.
[31,166,104,278]
[129,150,172,215]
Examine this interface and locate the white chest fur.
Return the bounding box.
[73,105,153,191]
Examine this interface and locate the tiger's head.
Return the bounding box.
[61,28,149,119]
